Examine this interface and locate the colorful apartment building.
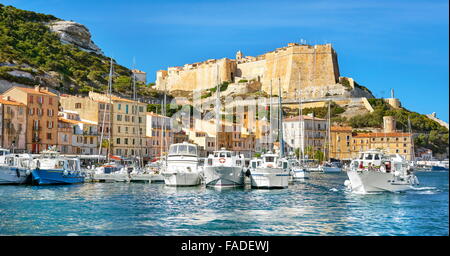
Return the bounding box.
[2,86,59,153]
[0,97,27,151]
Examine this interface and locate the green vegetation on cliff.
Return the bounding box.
[0,4,131,94]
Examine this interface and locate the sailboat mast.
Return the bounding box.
[408,117,415,162]
[328,99,331,162]
[98,58,113,163]
[269,79,273,151]
[107,58,113,163]
[215,64,220,151]
[278,78,284,157]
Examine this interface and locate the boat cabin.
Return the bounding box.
[205,148,244,167]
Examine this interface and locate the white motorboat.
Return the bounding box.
[321,162,342,173]
[203,148,245,187]
[0,153,33,184]
[249,152,290,189]
[162,142,203,186]
[344,149,419,193]
[288,159,309,179]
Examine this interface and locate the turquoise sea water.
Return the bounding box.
[0,171,448,236]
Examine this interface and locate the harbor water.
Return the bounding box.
[0,171,448,236]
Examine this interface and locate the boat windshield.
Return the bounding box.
[169,145,177,155]
[365,154,373,160]
[265,156,275,163]
[175,145,197,155]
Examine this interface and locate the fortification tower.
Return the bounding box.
[236,50,243,60]
[383,116,396,133]
[385,88,401,109]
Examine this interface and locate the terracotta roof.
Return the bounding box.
[0,98,25,106]
[131,69,146,74]
[58,117,91,125]
[331,126,353,132]
[284,115,326,121]
[353,132,411,138]
[13,87,57,96]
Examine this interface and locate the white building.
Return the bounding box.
[282,114,327,157]
[132,69,147,84]
[145,112,173,159]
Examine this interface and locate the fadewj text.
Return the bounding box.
[181,240,270,254]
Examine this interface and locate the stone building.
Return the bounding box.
[2,86,59,153]
[0,97,27,152]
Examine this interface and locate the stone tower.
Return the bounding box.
[236,50,243,60]
[383,116,396,133]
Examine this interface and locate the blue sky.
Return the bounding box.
[3,0,449,122]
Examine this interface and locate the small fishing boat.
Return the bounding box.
[31,148,84,185]
[249,152,290,189]
[321,162,342,173]
[0,153,34,184]
[288,159,309,179]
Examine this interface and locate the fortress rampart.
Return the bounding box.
[156,43,340,96]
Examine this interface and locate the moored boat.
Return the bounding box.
[249,152,289,189]
[0,153,34,184]
[203,148,245,187]
[31,148,84,185]
[161,142,203,186]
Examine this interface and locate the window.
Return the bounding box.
[116,138,120,144]
[75,103,81,108]
[124,138,128,144]
[139,106,144,112]
[38,96,43,104]
[47,109,53,117]
[125,105,129,114]
[47,133,52,139]
[29,96,33,103]
[118,104,121,110]
[117,115,122,121]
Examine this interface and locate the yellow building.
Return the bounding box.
[330,126,353,160]
[2,86,59,153]
[330,116,414,161]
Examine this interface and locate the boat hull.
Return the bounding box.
[0,166,30,184]
[322,166,342,173]
[31,169,84,185]
[204,166,244,187]
[346,170,416,193]
[250,168,289,189]
[291,168,309,179]
[162,172,201,186]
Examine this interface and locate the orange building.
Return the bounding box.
[0,97,27,151]
[2,86,59,153]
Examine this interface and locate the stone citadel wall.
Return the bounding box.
[156,43,340,98]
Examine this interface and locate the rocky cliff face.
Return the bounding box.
[47,20,104,56]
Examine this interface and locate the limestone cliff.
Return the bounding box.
[47,20,104,56]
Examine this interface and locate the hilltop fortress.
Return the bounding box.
[156,43,374,99]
